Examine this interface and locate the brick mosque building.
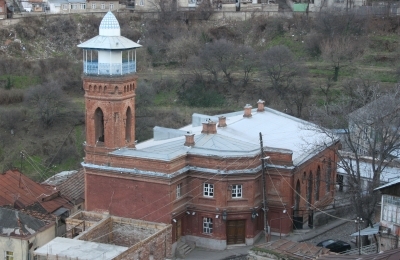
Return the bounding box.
[78,12,340,251]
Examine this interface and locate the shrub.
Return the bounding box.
[0,89,24,105]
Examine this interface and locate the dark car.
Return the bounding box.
[316,239,351,253]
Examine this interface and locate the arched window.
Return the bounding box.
[124,86,126,93]
[308,171,313,207]
[326,159,332,192]
[94,85,97,92]
[89,85,92,92]
[125,107,132,142]
[114,86,118,94]
[104,86,107,93]
[316,166,321,201]
[95,108,105,143]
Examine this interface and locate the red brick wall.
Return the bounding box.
[85,170,173,223]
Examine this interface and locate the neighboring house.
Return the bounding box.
[374,178,400,251]
[347,95,400,158]
[47,0,119,13]
[34,211,172,259]
[42,169,85,213]
[0,169,75,236]
[288,0,365,12]
[0,207,55,260]
[336,155,400,192]
[0,0,6,19]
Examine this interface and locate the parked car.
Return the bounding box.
[316,239,351,253]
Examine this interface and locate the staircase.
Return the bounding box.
[175,240,195,259]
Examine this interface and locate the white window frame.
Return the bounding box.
[101,3,105,9]
[231,184,242,198]
[203,217,213,234]
[62,4,68,10]
[109,3,114,9]
[139,0,144,6]
[91,3,96,9]
[176,183,181,199]
[80,3,86,9]
[5,251,14,260]
[71,4,77,9]
[203,183,214,197]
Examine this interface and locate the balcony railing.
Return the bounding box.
[83,61,136,76]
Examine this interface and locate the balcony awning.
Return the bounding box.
[350,222,380,236]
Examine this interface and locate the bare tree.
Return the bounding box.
[310,85,400,235]
[185,39,258,103]
[262,45,310,117]
[321,36,364,82]
[25,82,69,128]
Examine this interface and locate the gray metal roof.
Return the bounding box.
[0,207,47,237]
[77,35,142,51]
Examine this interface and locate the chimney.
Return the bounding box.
[257,99,265,112]
[218,116,227,127]
[184,132,195,147]
[202,119,217,134]
[243,104,252,118]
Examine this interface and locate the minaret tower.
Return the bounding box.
[78,12,141,164]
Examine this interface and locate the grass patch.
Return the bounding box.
[0,75,41,89]
[373,71,397,83]
[266,35,307,58]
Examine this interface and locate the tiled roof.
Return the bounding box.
[0,169,73,214]
[253,239,331,260]
[43,169,85,203]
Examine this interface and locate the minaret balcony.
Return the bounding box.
[83,61,136,76]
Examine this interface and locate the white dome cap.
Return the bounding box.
[99,11,120,37]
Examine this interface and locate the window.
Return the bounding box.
[81,3,86,9]
[231,184,242,198]
[62,4,68,9]
[139,0,144,6]
[109,3,114,9]
[71,4,77,9]
[91,3,96,9]
[203,183,214,197]
[101,3,105,9]
[203,217,213,234]
[5,251,14,260]
[176,183,181,199]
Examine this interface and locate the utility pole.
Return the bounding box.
[355,217,364,255]
[259,132,270,242]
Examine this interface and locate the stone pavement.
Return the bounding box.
[183,218,349,260]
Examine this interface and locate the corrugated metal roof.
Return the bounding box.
[0,169,72,214]
[317,247,400,259]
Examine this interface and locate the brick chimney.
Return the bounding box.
[257,99,265,112]
[243,104,252,118]
[218,116,227,127]
[184,132,195,147]
[202,119,217,134]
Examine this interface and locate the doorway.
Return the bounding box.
[226,220,245,245]
[175,219,182,241]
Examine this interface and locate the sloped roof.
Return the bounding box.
[0,207,50,237]
[375,177,400,191]
[42,169,84,203]
[317,247,400,259]
[114,107,334,166]
[0,169,73,214]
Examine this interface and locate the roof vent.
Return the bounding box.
[218,116,227,127]
[202,119,217,134]
[257,99,265,112]
[243,104,252,118]
[184,132,195,147]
